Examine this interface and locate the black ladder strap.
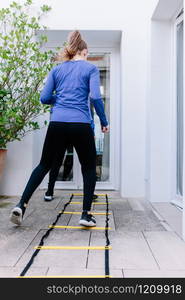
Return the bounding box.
[105,194,110,277]
[19,193,74,276]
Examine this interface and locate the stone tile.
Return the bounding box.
[143,231,185,270]
[0,227,39,266]
[127,198,145,211]
[165,217,182,237]
[71,190,122,199]
[151,209,165,221]
[158,221,173,232]
[0,266,48,278]
[134,198,155,212]
[0,206,31,231]
[56,198,83,212]
[152,203,182,237]
[114,210,166,232]
[47,267,123,278]
[28,193,64,210]
[21,208,71,229]
[92,198,131,212]
[0,193,64,229]
[88,231,159,270]
[152,203,182,218]
[56,194,115,213]
[1,190,184,278]
[60,190,121,202]
[16,230,90,269]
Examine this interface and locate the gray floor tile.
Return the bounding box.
[0,266,48,278]
[0,227,39,266]
[88,231,159,270]
[114,210,166,232]
[0,190,184,278]
[143,231,185,270]
[16,230,90,269]
[47,267,123,278]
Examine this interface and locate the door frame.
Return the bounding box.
[78,47,121,190]
[171,11,184,208]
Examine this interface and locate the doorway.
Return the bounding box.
[36,32,121,192]
[52,50,119,190]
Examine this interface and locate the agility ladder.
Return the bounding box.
[19,193,111,278]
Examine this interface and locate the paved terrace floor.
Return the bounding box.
[0,190,185,278]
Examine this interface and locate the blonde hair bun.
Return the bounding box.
[56,30,87,62]
[67,30,82,46]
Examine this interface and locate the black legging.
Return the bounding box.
[19,122,97,211]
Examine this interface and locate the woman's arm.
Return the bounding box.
[89,65,109,127]
[40,68,56,105]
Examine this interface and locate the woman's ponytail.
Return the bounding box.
[56,30,87,62]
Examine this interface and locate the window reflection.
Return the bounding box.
[88,54,110,182]
[57,145,73,181]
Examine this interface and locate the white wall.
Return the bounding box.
[147,0,183,203]
[0,0,158,197]
[0,133,33,195]
[147,20,173,202]
[183,0,185,240]
[120,25,148,197]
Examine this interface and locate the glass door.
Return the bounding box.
[41,50,117,190]
[77,52,111,189]
[175,17,183,208]
[171,13,184,208]
[176,19,183,199]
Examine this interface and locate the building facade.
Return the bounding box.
[0,0,185,237]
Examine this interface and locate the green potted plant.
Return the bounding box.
[0,0,56,179]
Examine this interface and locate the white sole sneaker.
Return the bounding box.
[10,207,23,226]
[44,195,54,201]
[79,219,96,227]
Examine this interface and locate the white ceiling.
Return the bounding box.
[37,29,122,48]
[152,0,183,20]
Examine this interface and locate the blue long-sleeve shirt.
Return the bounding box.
[40,60,108,127]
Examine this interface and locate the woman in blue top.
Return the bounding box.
[10,30,109,227]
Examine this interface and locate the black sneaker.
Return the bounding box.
[44,190,54,201]
[79,212,96,227]
[44,194,54,201]
[10,203,27,226]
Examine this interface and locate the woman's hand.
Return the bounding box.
[101,125,109,133]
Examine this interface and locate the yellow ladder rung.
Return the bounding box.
[49,225,111,230]
[62,211,111,215]
[34,246,112,250]
[70,202,109,205]
[18,275,111,278]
